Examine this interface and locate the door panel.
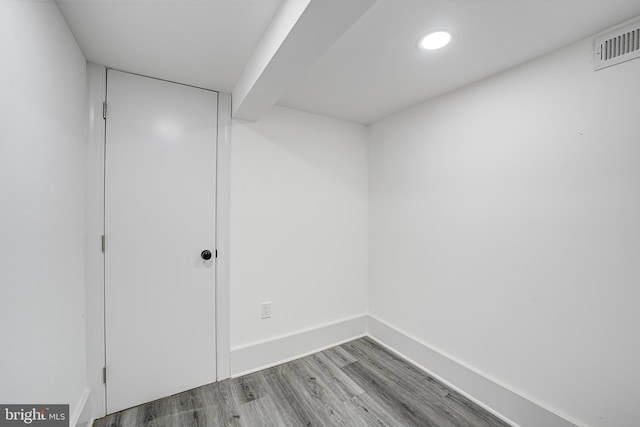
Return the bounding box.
[105,70,217,413]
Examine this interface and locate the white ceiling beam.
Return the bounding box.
[232,0,377,121]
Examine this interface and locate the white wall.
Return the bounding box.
[231,106,368,349]
[369,36,640,427]
[0,0,88,420]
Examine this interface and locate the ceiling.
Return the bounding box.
[56,0,640,124]
[55,0,283,93]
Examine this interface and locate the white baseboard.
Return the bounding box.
[71,389,91,427]
[228,313,582,427]
[367,315,582,427]
[230,314,367,377]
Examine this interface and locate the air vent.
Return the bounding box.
[594,19,640,70]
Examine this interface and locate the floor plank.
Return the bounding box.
[298,353,363,403]
[320,346,357,368]
[94,337,511,427]
[201,381,241,427]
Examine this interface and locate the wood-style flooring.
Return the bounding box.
[93,337,511,427]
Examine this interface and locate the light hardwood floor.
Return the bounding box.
[93,337,511,427]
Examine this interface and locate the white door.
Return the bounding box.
[104,70,217,413]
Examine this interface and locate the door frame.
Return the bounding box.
[85,64,231,418]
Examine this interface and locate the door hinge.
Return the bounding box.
[101,235,105,253]
[102,102,107,120]
[102,366,107,384]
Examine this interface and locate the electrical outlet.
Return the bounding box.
[261,302,271,319]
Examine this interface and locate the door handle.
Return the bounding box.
[201,250,212,260]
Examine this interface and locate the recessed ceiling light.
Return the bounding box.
[419,31,451,50]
